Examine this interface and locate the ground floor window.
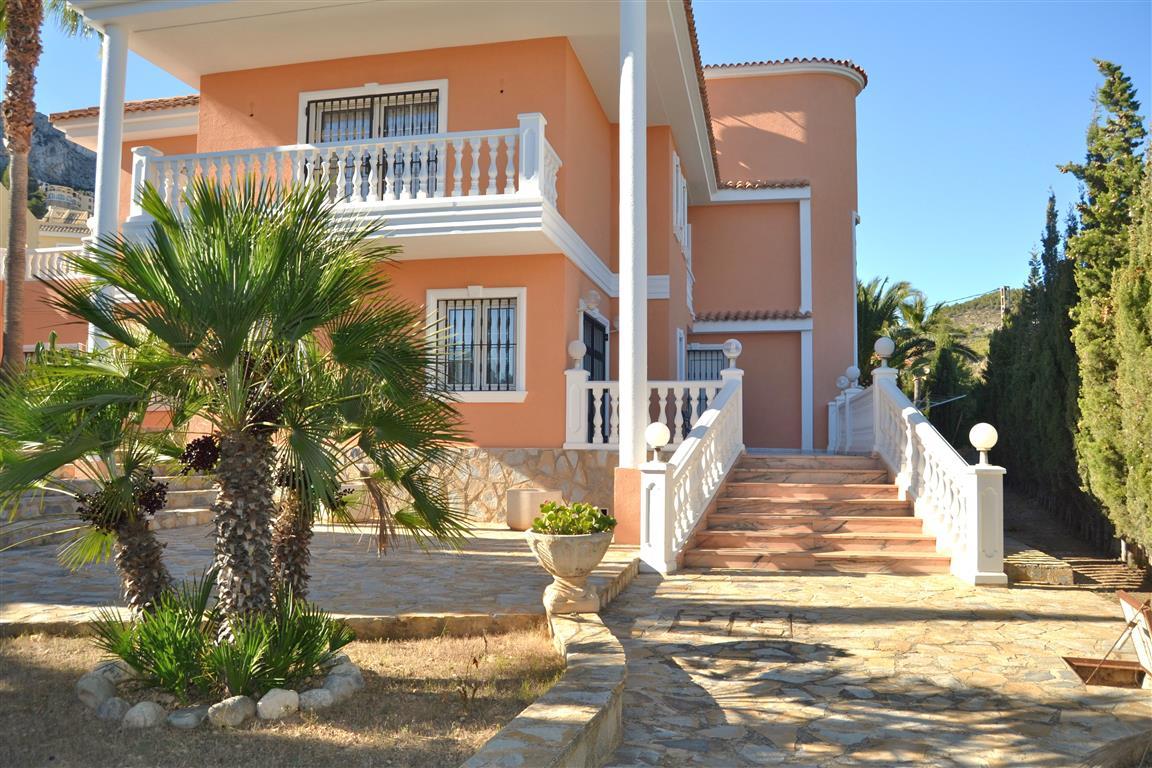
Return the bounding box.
[686,345,726,381]
[427,287,526,398]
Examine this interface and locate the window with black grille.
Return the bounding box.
[434,297,518,392]
[686,347,726,381]
[305,89,440,144]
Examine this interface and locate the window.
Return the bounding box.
[686,345,726,381]
[304,89,441,144]
[428,288,526,401]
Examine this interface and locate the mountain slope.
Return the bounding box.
[1,111,96,192]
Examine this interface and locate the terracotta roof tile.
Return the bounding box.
[718,179,809,190]
[695,309,812,323]
[681,0,721,183]
[50,95,199,122]
[704,57,869,88]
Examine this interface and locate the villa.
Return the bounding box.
[22,0,1002,584]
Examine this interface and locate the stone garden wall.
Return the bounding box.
[355,448,617,525]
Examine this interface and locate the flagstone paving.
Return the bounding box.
[0,523,638,625]
[602,572,1151,767]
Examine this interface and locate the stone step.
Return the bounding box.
[723,482,899,501]
[149,507,214,531]
[692,530,938,552]
[739,454,883,470]
[729,468,889,485]
[706,513,924,533]
[155,474,217,491]
[715,497,912,515]
[163,488,218,508]
[682,548,952,574]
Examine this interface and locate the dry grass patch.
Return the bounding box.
[0,629,563,768]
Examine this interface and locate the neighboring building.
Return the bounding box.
[40,183,94,213]
[35,0,897,566]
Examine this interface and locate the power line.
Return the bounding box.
[938,287,1005,306]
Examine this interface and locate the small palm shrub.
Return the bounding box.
[90,573,354,702]
[530,501,617,535]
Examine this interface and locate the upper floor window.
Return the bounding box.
[671,151,690,257]
[302,83,444,144]
[427,287,527,401]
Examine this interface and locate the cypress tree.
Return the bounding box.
[1112,155,1152,551]
[1061,60,1147,532]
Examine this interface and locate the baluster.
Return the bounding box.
[393,145,406,200]
[333,149,347,202]
[248,153,260,186]
[592,388,605,445]
[380,145,392,201]
[226,155,238,189]
[486,137,498,195]
[504,134,516,195]
[469,139,480,196]
[673,387,686,441]
[211,157,222,188]
[609,391,620,444]
[451,138,464,197]
[350,148,364,203]
[431,140,445,199]
[366,146,380,203]
[414,144,427,199]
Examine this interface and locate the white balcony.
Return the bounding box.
[0,247,85,281]
[123,114,570,261]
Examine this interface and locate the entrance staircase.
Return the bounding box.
[682,454,951,574]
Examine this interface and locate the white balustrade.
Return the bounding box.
[826,337,1007,585]
[640,364,744,574]
[563,376,724,449]
[125,113,560,222]
[0,246,85,281]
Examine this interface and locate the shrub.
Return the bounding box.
[90,573,354,701]
[530,501,617,535]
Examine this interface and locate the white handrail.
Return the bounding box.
[563,378,725,449]
[639,367,744,573]
[125,113,559,222]
[832,338,1007,585]
[0,246,85,281]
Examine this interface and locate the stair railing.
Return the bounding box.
[833,337,1007,585]
[639,340,745,574]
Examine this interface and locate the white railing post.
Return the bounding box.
[639,459,675,574]
[870,337,898,457]
[127,146,163,220]
[564,340,591,447]
[964,424,1008,585]
[516,113,548,199]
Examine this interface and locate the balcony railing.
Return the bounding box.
[127,113,560,221]
[0,246,85,281]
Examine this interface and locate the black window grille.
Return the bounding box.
[686,348,726,381]
[304,89,441,200]
[434,297,518,392]
[305,89,440,143]
[582,314,610,443]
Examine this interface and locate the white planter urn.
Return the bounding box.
[524,531,614,614]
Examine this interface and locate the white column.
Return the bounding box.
[798,198,812,314]
[88,23,129,351]
[92,23,129,240]
[801,329,814,451]
[618,0,648,469]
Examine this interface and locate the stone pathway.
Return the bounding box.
[603,572,1151,767]
[0,523,638,625]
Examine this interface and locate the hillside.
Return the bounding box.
[0,111,96,192]
[936,288,1021,358]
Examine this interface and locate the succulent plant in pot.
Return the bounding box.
[524,501,617,614]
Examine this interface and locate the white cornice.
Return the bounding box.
[692,317,814,334]
[708,185,811,204]
[704,62,866,93]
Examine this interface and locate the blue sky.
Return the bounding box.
[29,1,1152,305]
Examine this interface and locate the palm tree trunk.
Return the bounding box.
[271,489,312,598]
[213,430,276,622]
[4,150,30,375]
[2,0,44,377]
[114,516,174,613]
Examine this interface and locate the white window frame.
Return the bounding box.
[578,304,612,381]
[426,285,527,403]
[297,79,449,144]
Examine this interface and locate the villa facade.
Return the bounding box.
[38,2,863,516]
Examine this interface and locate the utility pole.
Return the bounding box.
[999,286,1011,325]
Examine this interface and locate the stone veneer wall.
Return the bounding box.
[361,448,617,524]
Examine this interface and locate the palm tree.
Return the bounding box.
[0,343,191,611]
[265,340,465,598]
[856,277,916,383]
[50,179,466,622]
[1,0,88,376]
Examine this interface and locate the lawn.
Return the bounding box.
[0,629,563,768]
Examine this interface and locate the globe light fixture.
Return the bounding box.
[567,339,587,367]
[968,423,999,465]
[722,338,743,368]
[874,336,896,365]
[645,421,672,461]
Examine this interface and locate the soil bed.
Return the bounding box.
[0,629,563,768]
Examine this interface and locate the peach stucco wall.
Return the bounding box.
[0,280,88,349]
[196,37,613,268]
[697,70,861,448]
